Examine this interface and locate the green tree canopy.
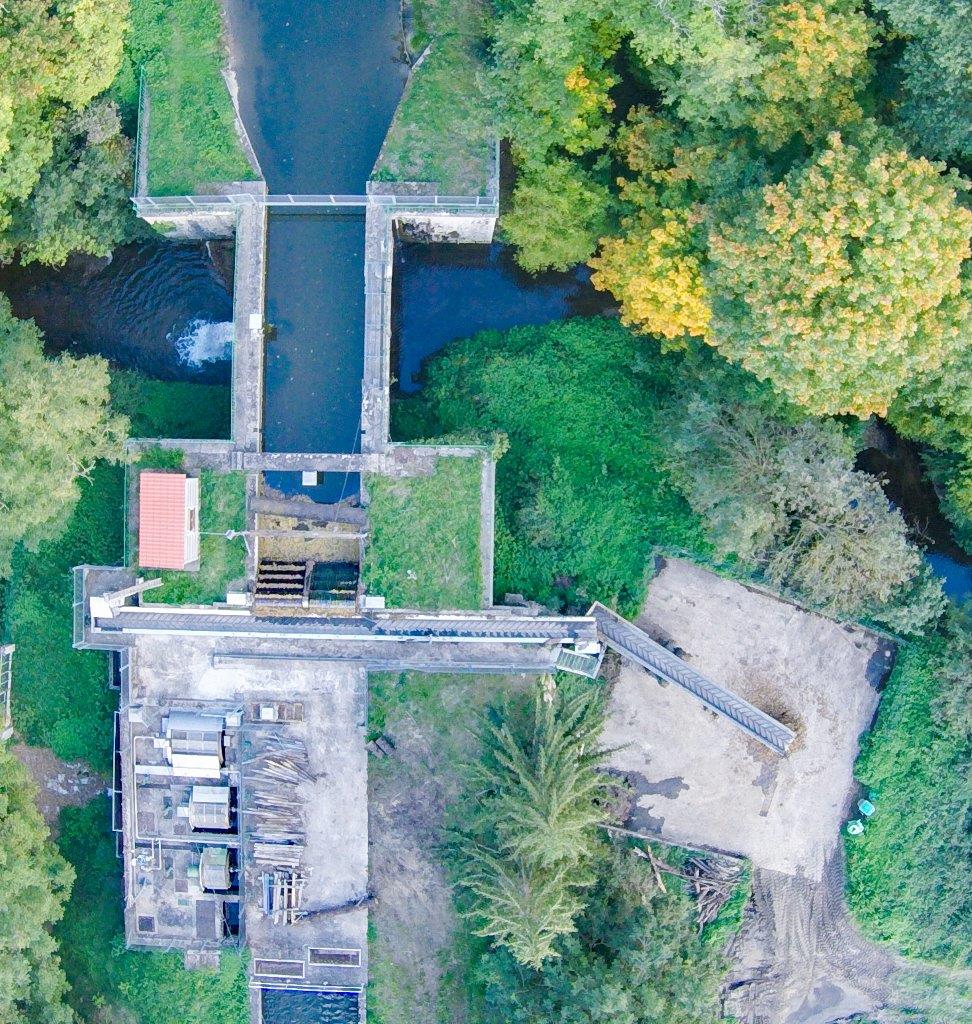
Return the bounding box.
[0,747,75,1024]
[475,841,728,1024]
[0,0,129,257]
[502,157,614,271]
[707,129,972,417]
[747,0,875,148]
[454,678,613,968]
[0,297,127,576]
[874,0,972,162]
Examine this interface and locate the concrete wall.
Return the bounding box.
[141,210,237,240]
[395,211,496,244]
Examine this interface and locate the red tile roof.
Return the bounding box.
[139,472,188,569]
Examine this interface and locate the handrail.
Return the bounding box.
[133,192,498,213]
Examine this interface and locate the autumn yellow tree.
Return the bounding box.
[591,207,710,346]
[749,0,875,148]
[707,129,972,417]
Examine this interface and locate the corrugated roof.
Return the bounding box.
[139,471,188,569]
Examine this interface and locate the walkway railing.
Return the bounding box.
[133,192,498,216]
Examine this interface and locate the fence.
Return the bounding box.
[133,192,498,216]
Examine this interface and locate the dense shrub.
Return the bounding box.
[846,616,972,965]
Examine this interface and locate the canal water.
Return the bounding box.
[224,0,406,482]
[0,240,233,384]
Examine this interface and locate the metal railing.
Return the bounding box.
[133,192,498,215]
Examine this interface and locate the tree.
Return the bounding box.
[454,678,614,968]
[748,0,875,148]
[475,841,728,1024]
[0,747,75,1024]
[591,206,710,345]
[503,158,614,271]
[874,0,972,162]
[0,297,127,576]
[0,0,129,252]
[3,100,133,266]
[669,398,945,630]
[707,129,972,417]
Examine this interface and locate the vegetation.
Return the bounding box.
[873,0,972,163]
[669,398,944,632]
[139,468,247,605]
[2,374,230,768]
[115,0,257,195]
[472,841,730,1024]
[374,0,493,195]
[451,678,614,968]
[0,297,127,578]
[395,317,936,625]
[846,614,972,966]
[394,318,707,613]
[362,456,484,610]
[0,0,133,265]
[57,799,250,1024]
[706,130,970,418]
[489,0,972,547]
[0,747,75,1024]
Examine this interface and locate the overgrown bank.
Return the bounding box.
[1,372,230,769]
[394,317,942,631]
[846,615,972,967]
[57,799,249,1024]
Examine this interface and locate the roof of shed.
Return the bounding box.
[139,471,188,569]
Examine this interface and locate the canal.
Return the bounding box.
[224,0,405,480]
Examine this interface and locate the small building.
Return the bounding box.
[189,785,233,832]
[138,471,200,570]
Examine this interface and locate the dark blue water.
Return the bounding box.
[0,241,233,383]
[262,212,366,455]
[224,0,406,194]
[261,988,359,1024]
[392,242,614,393]
[224,0,407,468]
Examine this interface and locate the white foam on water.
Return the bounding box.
[173,318,233,366]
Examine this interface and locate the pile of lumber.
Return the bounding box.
[632,846,744,930]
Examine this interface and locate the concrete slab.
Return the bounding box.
[603,559,890,880]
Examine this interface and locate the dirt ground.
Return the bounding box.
[601,558,969,1024]
[602,558,892,880]
[12,743,106,834]
[367,673,532,1024]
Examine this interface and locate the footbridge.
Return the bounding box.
[590,603,795,756]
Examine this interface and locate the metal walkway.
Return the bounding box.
[589,603,795,756]
[93,609,598,645]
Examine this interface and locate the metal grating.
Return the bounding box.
[589,602,795,756]
[309,948,361,967]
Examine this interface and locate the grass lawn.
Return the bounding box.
[140,468,247,605]
[1,375,230,770]
[362,456,484,610]
[115,0,257,195]
[373,0,493,195]
[57,799,250,1024]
